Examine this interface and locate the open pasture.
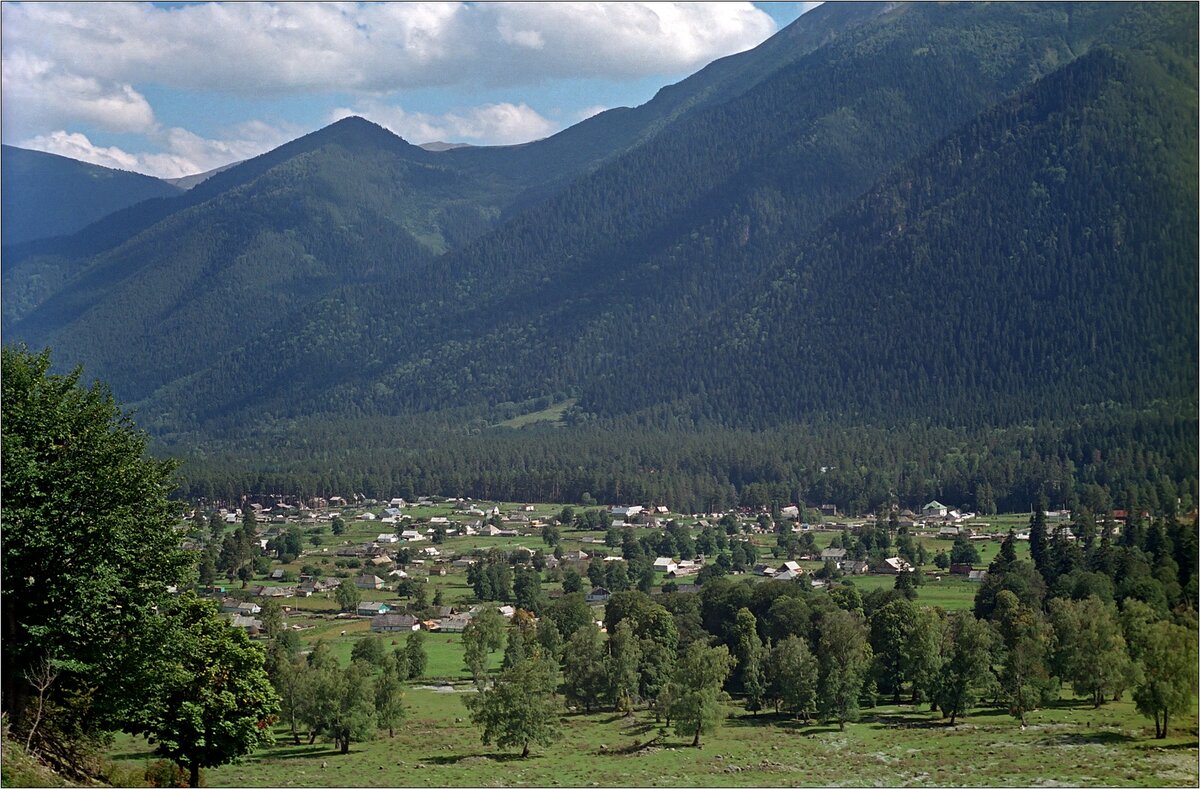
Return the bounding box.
[108,687,1198,787]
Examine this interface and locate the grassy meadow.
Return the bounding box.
[107,684,1199,787]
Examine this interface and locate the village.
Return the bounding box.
[183,493,1098,644]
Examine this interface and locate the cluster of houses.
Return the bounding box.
[368,604,518,635]
[202,493,1030,638]
[749,548,917,581]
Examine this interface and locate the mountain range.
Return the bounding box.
[3,1,1196,509]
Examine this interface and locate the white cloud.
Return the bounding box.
[2,2,776,96]
[1,51,156,138]
[20,120,298,179]
[21,130,143,172]
[332,102,558,146]
[1,2,782,167]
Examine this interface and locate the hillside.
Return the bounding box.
[587,38,1199,427]
[128,2,1196,434]
[2,4,899,398]
[0,144,181,246]
[1,2,1195,511]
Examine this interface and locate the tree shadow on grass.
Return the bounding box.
[725,715,832,734]
[1049,698,1102,710]
[1041,731,1136,747]
[864,712,954,730]
[262,745,343,761]
[726,712,796,726]
[1137,740,1200,751]
[422,752,528,766]
[599,712,636,725]
[959,706,1011,718]
[619,720,660,737]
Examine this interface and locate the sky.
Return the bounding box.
[1,2,816,180]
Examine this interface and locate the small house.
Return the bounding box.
[880,556,914,574]
[840,560,870,575]
[923,500,949,518]
[228,613,262,634]
[587,586,611,603]
[353,574,386,590]
[370,613,419,632]
[357,601,391,617]
[438,614,472,633]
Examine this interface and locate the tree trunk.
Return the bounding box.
[340,737,351,754]
[308,731,318,745]
[839,719,845,732]
[949,711,957,726]
[1160,710,1168,739]
[692,731,700,747]
[521,741,530,758]
[190,763,200,788]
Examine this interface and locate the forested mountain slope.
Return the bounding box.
[2,2,897,404]
[0,145,181,246]
[586,35,1199,427]
[2,2,877,323]
[3,3,1195,516]
[133,2,1194,438]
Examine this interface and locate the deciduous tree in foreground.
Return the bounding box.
[1130,620,1197,738]
[132,596,278,787]
[669,641,735,747]
[464,654,561,758]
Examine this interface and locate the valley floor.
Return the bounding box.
[107,689,1197,787]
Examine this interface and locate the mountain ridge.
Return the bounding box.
[0,144,182,246]
[2,2,1194,475]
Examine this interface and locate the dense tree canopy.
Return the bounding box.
[132,596,278,787]
[1,347,195,763]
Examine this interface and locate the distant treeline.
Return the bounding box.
[167,405,1197,517]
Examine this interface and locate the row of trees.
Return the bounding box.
[459,551,1197,761]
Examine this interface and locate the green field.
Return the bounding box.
[107,686,1198,787]
[494,399,578,429]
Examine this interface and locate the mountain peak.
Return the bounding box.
[318,115,409,146]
